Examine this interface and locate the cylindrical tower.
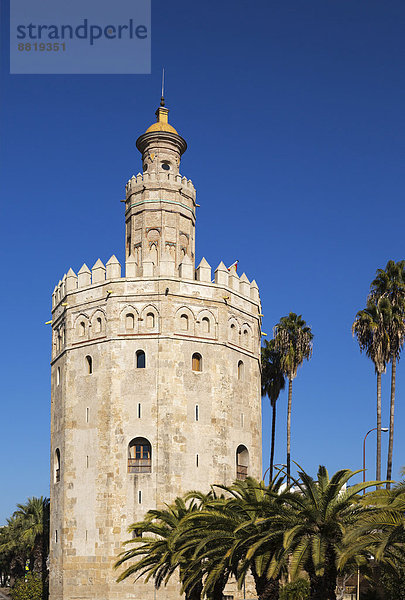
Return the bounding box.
[49,102,262,600]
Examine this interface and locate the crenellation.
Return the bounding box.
[66,268,78,292]
[239,272,250,297]
[214,261,228,286]
[125,255,137,278]
[92,259,106,284]
[52,285,58,308]
[229,269,240,292]
[250,279,260,303]
[61,275,67,299]
[178,254,194,279]
[142,254,154,277]
[106,256,121,280]
[195,257,211,282]
[159,250,176,277]
[78,264,91,288]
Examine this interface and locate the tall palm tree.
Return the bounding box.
[261,340,286,482]
[352,297,391,481]
[369,260,405,488]
[273,313,313,482]
[115,496,205,600]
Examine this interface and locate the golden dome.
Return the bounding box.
[144,104,179,135]
[145,121,178,135]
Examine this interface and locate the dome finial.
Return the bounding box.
[160,67,165,107]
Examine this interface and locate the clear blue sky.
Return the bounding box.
[1,0,405,524]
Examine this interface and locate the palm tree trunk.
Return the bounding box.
[386,358,396,489]
[251,563,279,600]
[269,401,276,482]
[287,378,293,484]
[376,371,382,483]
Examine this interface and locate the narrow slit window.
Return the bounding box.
[195,405,199,422]
[138,403,141,418]
[55,530,58,543]
[56,367,60,386]
[86,456,89,468]
[55,448,61,483]
[136,350,146,369]
[192,353,202,372]
[96,317,102,333]
[241,413,244,428]
[86,407,89,423]
[196,454,199,467]
[86,355,93,374]
[138,490,142,504]
[238,360,244,381]
[79,321,85,337]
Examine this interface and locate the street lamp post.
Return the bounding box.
[363,426,389,495]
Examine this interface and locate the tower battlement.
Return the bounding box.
[125,171,196,194]
[52,257,260,310]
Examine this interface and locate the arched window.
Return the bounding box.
[146,312,155,328]
[136,350,146,369]
[126,313,134,330]
[192,353,202,372]
[56,367,60,386]
[128,437,152,473]
[95,317,102,333]
[180,314,189,331]
[86,355,93,374]
[243,329,249,345]
[79,321,85,337]
[201,317,210,333]
[55,449,61,483]
[236,445,249,480]
[238,360,244,381]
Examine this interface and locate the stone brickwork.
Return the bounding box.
[49,103,262,600]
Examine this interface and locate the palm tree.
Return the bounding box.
[176,477,289,600]
[14,496,50,576]
[369,260,405,488]
[265,466,379,600]
[352,297,391,481]
[229,477,291,600]
[261,340,286,482]
[115,496,205,600]
[339,486,405,572]
[273,313,313,482]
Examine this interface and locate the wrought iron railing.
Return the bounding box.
[236,465,248,480]
[128,458,151,473]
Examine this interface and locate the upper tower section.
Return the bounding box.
[125,98,196,272]
[136,98,187,177]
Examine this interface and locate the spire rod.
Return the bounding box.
[160,68,165,107]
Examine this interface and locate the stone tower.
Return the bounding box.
[49,99,262,600]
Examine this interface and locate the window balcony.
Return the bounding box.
[128,458,151,473]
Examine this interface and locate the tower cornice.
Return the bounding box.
[136,130,187,156]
